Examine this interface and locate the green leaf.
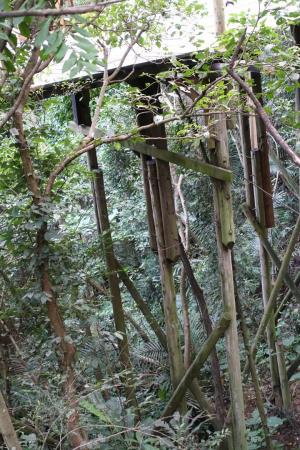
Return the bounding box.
[35,18,51,46]
[267,416,284,428]
[73,34,98,56]
[19,20,31,38]
[62,51,77,73]
[80,400,112,424]
[54,41,68,63]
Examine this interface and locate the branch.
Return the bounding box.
[242,203,300,303]
[251,214,300,355]
[0,48,41,128]
[0,0,125,18]
[228,67,300,167]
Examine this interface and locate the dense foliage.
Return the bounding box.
[0,1,300,449]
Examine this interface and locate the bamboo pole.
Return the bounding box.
[161,313,231,419]
[242,204,300,303]
[251,215,300,352]
[93,169,140,415]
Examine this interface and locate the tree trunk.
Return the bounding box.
[14,109,88,450]
[0,389,22,450]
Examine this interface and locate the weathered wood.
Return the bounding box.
[238,103,255,210]
[147,160,186,414]
[249,68,275,228]
[179,238,226,425]
[141,155,158,252]
[161,313,231,419]
[93,169,139,415]
[209,56,246,450]
[276,342,292,410]
[247,74,281,405]
[242,204,300,303]
[129,141,232,182]
[134,79,179,262]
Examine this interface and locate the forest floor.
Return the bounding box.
[245,381,300,449]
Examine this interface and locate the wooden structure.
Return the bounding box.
[32,41,277,448]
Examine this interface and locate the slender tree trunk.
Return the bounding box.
[14,109,88,450]
[178,239,226,425]
[0,389,22,450]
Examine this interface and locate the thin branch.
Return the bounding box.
[227,35,300,167]
[251,215,300,355]
[0,0,125,18]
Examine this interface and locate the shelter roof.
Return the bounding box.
[31,0,271,98]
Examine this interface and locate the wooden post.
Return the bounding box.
[133,78,180,262]
[147,161,185,401]
[248,68,282,406]
[238,93,255,211]
[71,91,101,234]
[211,4,247,445]
[72,93,139,415]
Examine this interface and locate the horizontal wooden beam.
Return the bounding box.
[128,141,232,182]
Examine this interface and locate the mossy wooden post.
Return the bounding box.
[93,168,140,415]
[210,126,247,449]
[72,92,139,415]
[133,78,180,262]
[147,160,186,413]
[248,68,281,407]
[71,91,101,234]
[211,4,247,446]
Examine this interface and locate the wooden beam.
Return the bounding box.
[161,312,231,419]
[128,141,232,182]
